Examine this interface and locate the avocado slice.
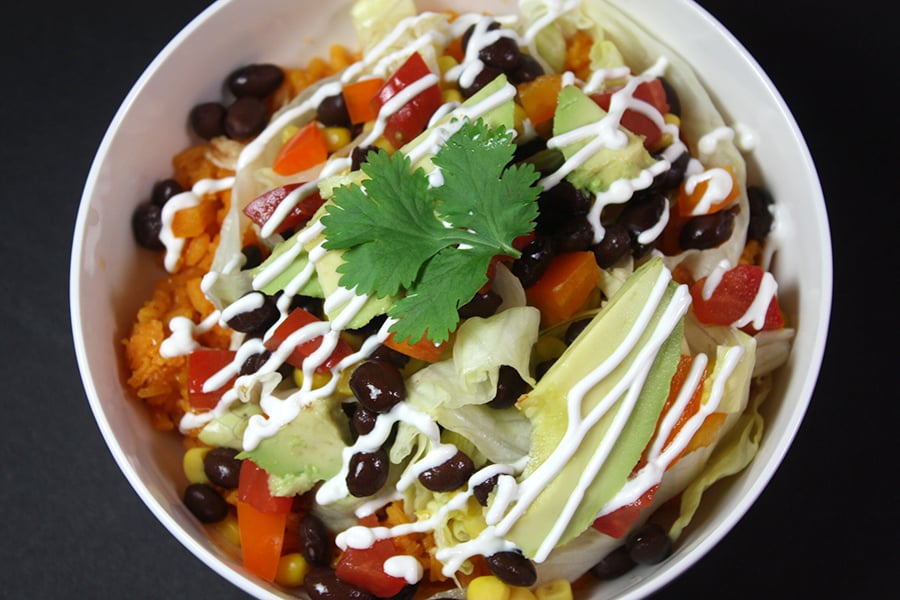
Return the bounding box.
[505,258,685,559]
[238,395,352,497]
[552,85,656,193]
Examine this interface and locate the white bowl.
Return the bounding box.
[70,0,831,598]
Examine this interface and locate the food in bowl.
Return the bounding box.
[116,0,800,597]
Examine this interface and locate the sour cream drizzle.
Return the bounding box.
[159,176,235,272]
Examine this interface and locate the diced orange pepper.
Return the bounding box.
[564,30,594,81]
[237,500,287,582]
[445,35,465,63]
[272,122,328,176]
[684,412,728,454]
[525,251,601,326]
[676,165,740,217]
[342,78,386,124]
[383,330,449,363]
[517,74,563,126]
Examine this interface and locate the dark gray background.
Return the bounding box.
[2,0,896,598]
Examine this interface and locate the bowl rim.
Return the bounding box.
[69,0,832,598]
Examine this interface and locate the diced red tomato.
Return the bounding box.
[689,264,784,333]
[335,537,408,598]
[187,349,237,410]
[370,52,443,148]
[237,500,287,582]
[591,484,659,539]
[263,308,353,372]
[272,122,329,176]
[242,184,325,234]
[591,78,670,149]
[238,460,293,514]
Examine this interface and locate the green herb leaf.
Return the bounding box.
[322,119,540,344]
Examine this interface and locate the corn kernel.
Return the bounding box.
[467,575,511,600]
[509,586,538,600]
[534,579,572,600]
[532,335,567,365]
[214,511,241,548]
[275,552,310,587]
[322,127,352,152]
[182,446,210,484]
[437,54,459,76]
[663,112,681,127]
[292,368,333,390]
[442,88,464,105]
[281,124,300,144]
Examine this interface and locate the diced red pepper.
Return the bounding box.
[370,52,443,148]
[335,537,408,598]
[689,264,784,333]
[242,184,325,234]
[591,79,670,149]
[592,484,659,539]
[272,122,329,176]
[263,308,353,372]
[187,349,237,410]
[238,459,293,514]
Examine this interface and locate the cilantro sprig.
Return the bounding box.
[321,119,540,345]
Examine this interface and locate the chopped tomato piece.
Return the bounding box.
[591,78,670,149]
[370,52,442,148]
[272,122,328,176]
[242,184,325,234]
[263,308,353,372]
[689,264,784,333]
[238,460,293,514]
[592,484,659,539]
[335,538,408,598]
[187,349,237,409]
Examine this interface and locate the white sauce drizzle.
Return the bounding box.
[159,176,235,272]
[683,167,735,215]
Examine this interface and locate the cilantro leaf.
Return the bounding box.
[321,119,540,344]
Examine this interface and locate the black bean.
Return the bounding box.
[349,360,406,413]
[348,314,388,339]
[239,350,270,376]
[226,292,279,335]
[203,447,242,489]
[369,344,411,370]
[747,185,775,241]
[564,318,592,345]
[658,77,681,117]
[679,207,737,250]
[626,522,672,565]
[183,483,229,523]
[346,449,390,497]
[385,584,420,600]
[226,63,285,98]
[352,405,379,436]
[151,178,184,207]
[317,93,352,128]
[461,21,500,52]
[189,101,227,140]
[553,216,595,253]
[241,244,263,270]
[535,358,556,380]
[590,545,636,580]
[509,52,544,84]
[458,290,503,319]
[485,551,537,587]
[460,65,504,98]
[591,223,631,269]
[489,365,530,409]
[417,450,475,492]
[473,474,499,506]
[351,145,379,171]
[618,191,667,238]
[299,513,332,567]
[132,202,164,250]
[538,179,591,218]
[511,236,554,288]
[224,96,269,140]
[290,294,325,319]
[651,151,690,192]
[479,36,521,71]
[304,567,375,600]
